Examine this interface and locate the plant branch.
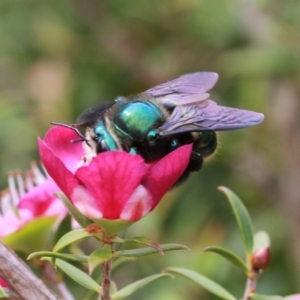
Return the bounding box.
[0,241,58,300]
[101,244,113,300]
[242,268,260,300]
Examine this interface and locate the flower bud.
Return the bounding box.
[251,247,270,270]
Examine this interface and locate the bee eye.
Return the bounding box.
[93,120,118,151]
[94,127,103,139]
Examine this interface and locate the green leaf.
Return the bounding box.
[53,215,72,246]
[111,273,171,300]
[110,281,118,295]
[252,294,284,300]
[113,229,127,252]
[166,267,237,300]
[253,231,270,252]
[55,259,101,293]
[114,243,189,257]
[56,192,93,228]
[122,237,164,254]
[53,229,93,252]
[218,186,254,256]
[28,251,88,263]
[0,286,8,298]
[1,216,57,253]
[203,246,249,275]
[88,247,113,275]
[112,257,136,271]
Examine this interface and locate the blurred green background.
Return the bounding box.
[1,0,300,299]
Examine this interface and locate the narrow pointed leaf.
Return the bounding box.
[110,281,118,295]
[53,229,92,252]
[53,215,72,246]
[166,267,237,300]
[252,294,284,300]
[88,247,113,275]
[203,246,249,274]
[0,286,8,298]
[253,231,270,252]
[113,230,127,252]
[112,257,136,271]
[55,259,101,293]
[111,273,171,300]
[56,192,93,228]
[114,243,189,257]
[218,186,254,255]
[123,237,163,254]
[28,251,88,263]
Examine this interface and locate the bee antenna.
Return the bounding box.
[50,122,90,146]
[71,137,86,143]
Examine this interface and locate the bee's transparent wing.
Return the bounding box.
[158,100,264,135]
[145,72,218,107]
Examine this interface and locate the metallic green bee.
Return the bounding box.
[54,72,264,183]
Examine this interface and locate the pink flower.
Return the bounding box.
[0,163,65,237]
[0,277,8,288]
[38,126,192,225]
[0,164,66,288]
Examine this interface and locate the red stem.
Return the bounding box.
[242,268,260,300]
[101,248,112,300]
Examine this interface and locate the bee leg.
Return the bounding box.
[189,151,203,172]
[171,137,204,171]
[172,150,203,187]
[129,147,137,155]
[169,139,179,151]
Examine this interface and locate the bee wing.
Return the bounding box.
[158,100,264,136]
[145,72,218,107]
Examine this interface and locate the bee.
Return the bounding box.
[53,72,264,183]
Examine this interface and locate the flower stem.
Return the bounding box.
[101,246,113,300]
[242,268,260,300]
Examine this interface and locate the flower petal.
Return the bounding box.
[142,144,193,208]
[0,209,33,237]
[43,126,85,172]
[18,178,64,217]
[75,151,148,219]
[0,277,9,288]
[38,137,79,200]
[120,185,152,221]
[71,186,103,219]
